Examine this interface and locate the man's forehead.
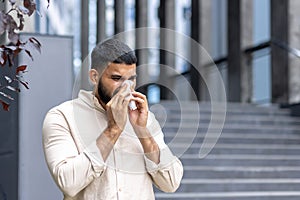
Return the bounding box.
[105,63,136,74]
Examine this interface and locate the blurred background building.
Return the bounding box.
[8,0,295,107]
[32,0,300,106]
[0,0,300,199]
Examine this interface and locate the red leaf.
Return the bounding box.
[13,47,21,55]
[16,65,27,73]
[0,100,9,111]
[23,0,36,16]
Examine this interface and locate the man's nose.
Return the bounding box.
[122,80,134,91]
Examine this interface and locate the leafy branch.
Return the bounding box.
[0,0,48,111]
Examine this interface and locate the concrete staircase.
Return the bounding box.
[150,101,300,200]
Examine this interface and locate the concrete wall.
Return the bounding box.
[288,0,300,104]
[0,64,19,200]
[18,34,73,200]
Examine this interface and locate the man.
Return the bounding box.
[42,39,183,200]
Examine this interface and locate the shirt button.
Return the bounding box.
[119,188,122,192]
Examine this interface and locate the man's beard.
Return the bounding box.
[97,79,112,105]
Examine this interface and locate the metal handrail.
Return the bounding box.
[171,39,300,78]
[271,39,300,58]
[206,40,271,68]
[205,39,300,68]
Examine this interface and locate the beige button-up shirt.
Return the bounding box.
[42,90,183,200]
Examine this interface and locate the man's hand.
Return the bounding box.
[128,92,160,164]
[106,84,130,133]
[128,92,148,129]
[97,84,131,161]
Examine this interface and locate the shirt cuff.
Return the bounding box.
[144,146,178,173]
[83,141,106,174]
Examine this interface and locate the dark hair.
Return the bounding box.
[91,38,137,73]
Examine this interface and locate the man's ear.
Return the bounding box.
[89,69,99,85]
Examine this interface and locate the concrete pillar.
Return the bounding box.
[190,0,201,101]
[200,0,212,101]
[227,0,241,102]
[227,0,253,102]
[135,0,149,95]
[159,0,176,100]
[97,0,106,43]
[114,0,125,34]
[288,0,300,104]
[190,0,212,101]
[81,0,90,90]
[270,0,289,104]
[241,0,253,102]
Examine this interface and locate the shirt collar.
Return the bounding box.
[78,90,106,114]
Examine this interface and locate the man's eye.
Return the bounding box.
[112,77,121,81]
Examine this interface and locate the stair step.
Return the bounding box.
[152,101,283,110]
[163,127,300,134]
[170,146,300,155]
[152,101,300,199]
[164,132,300,138]
[180,157,300,166]
[162,110,290,117]
[155,114,300,124]
[176,179,300,192]
[181,154,300,160]
[165,137,300,145]
[164,132,300,142]
[169,143,300,150]
[155,191,300,200]
[183,167,300,179]
[161,122,300,130]
[154,104,288,112]
[169,143,300,156]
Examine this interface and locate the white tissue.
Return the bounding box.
[122,80,137,110]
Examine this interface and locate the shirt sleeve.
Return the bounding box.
[144,112,184,193]
[42,108,106,197]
